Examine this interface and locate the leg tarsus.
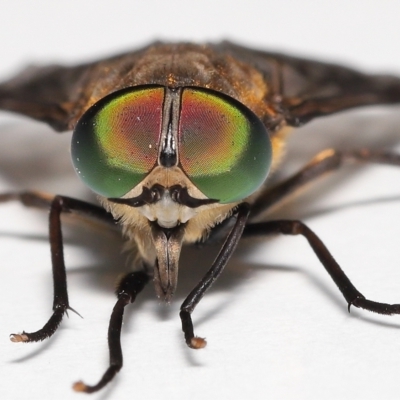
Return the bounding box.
[10,305,71,343]
[6,193,116,344]
[180,203,250,350]
[73,271,150,394]
[243,220,400,318]
[347,294,366,313]
[179,310,207,349]
[350,297,400,315]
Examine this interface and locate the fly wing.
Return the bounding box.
[0,63,91,131]
[3,41,400,132]
[0,43,157,132]
[216,41,400,129]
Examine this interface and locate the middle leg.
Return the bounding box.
[243,220,400,315]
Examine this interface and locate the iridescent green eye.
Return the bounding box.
[71,86,164,197]
[178,88,272,203]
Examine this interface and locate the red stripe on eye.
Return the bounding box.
[97,87,164,173]
[72,86,164,198]
[178,88,271,203]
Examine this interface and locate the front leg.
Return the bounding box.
[73,270,150,393]
[180,203,250,349]
[0,192,115,343]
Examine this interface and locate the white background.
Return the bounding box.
[0,1,400,399]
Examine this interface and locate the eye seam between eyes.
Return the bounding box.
[158,87,181,168]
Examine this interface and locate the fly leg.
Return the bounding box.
[0,191,115,226]
[73,270,150,393]
[248,149,400,319]
[0,192,115,342]
[180,203,250,349]
[243,220,400,315]
[250,149,400,220]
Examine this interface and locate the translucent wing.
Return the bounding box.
[0,44,155,131]
[216,41,400,129]
[2,41,400,133]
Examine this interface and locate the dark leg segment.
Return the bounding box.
[243,220,400,315]
[4,193,115,343]
[180,203,250,349]
[250,149,400,220]
[73,271,150,393]
[0,191,115,226]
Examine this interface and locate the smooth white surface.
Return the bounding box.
[0,2,400,399]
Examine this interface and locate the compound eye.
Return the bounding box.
[178,88,272,203]
[71,86,164,197]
